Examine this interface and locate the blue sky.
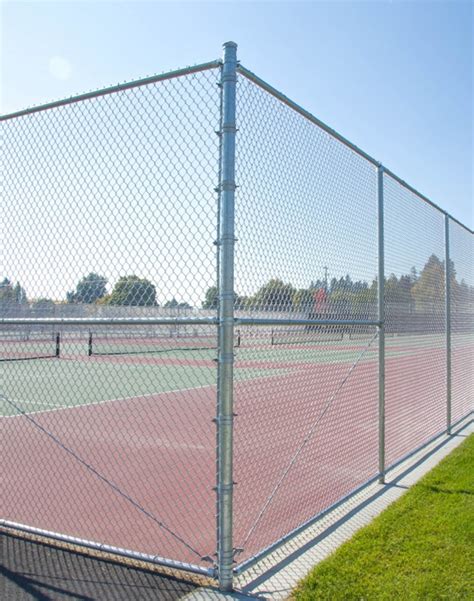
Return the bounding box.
[1,1,472,303]
[2,0,472,228]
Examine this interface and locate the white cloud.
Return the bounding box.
[49,56,72,81]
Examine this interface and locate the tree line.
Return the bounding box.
[202,254,473,313]
[1,254,472,312]
[0,274,190,309]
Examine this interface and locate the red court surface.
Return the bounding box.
[1,345,472,571]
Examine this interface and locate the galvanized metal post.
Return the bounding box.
[377,164,386,484]
[216,41,237,592]
[445,214,452,434]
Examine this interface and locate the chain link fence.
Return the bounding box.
[1,62,222,576]
[383,174,447,468]
[1,42,472,590]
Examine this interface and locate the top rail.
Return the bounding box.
[237,65,473,235]
[383,170,473,234]
[0,60,222,121]
[236,65,379,167]
[1,56,471,234]
[236,317,380,327]
[0,317,219,327]
[0,317,379,327]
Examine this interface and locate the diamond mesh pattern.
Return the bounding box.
[449,220,474,424]
[233,73,379,563]
[1,56,472,581]
[384,173,447,468]
[0,67,221,569]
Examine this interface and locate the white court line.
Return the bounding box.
[0,384,215,420]
[0,361,333,421]
[11,399,69,408]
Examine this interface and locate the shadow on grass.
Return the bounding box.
[240,420,472,595]
[422,484,474,495]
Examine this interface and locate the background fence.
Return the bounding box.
[1,42,472,591]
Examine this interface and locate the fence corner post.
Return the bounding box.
[216,40,238,592]
[445,214,452,435]
[377,164,386,484]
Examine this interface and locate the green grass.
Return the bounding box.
[293,433,474,601]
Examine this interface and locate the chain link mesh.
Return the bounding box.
[1,66,221,570]
[383,173,447,468]
[449,219,474,424]
[233,73,379,564]
[1,55,472,582]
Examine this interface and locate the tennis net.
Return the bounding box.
[271,327,344,346]
[0,331,60,362]
[88,328,241,356]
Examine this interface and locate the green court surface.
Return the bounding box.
[1,332,471,419]
[0,356,286,418]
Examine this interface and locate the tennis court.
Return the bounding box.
[2,42,473,590]
[1,329,472,567]
[2,328,462,417]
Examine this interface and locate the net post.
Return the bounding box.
[216,40,237,593]
[445,214,452,435]
[55,333,60,358]
[377,164,386,484]
[88,332,93,357]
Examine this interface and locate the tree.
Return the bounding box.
[0,278,27,306]
[108,275,157,306]
[202,286,218,309]
[351,283,377,316]
[453,279,474,315]
[398,275,414,307]
[164,298,192,309]
[13,282,28,304]
[319,274,374,316]
[164,297,179,308]
[96,294,112,305]
[0,278,14,306]
[310,279,327,291]
[385,274,412,308]
[292,288,315,311]
[410,267,419,283]
[201,287,247,310]
[234,294,248,310]
[411,255,445,312]
[246,279,295,311]
[67,273,107,304]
